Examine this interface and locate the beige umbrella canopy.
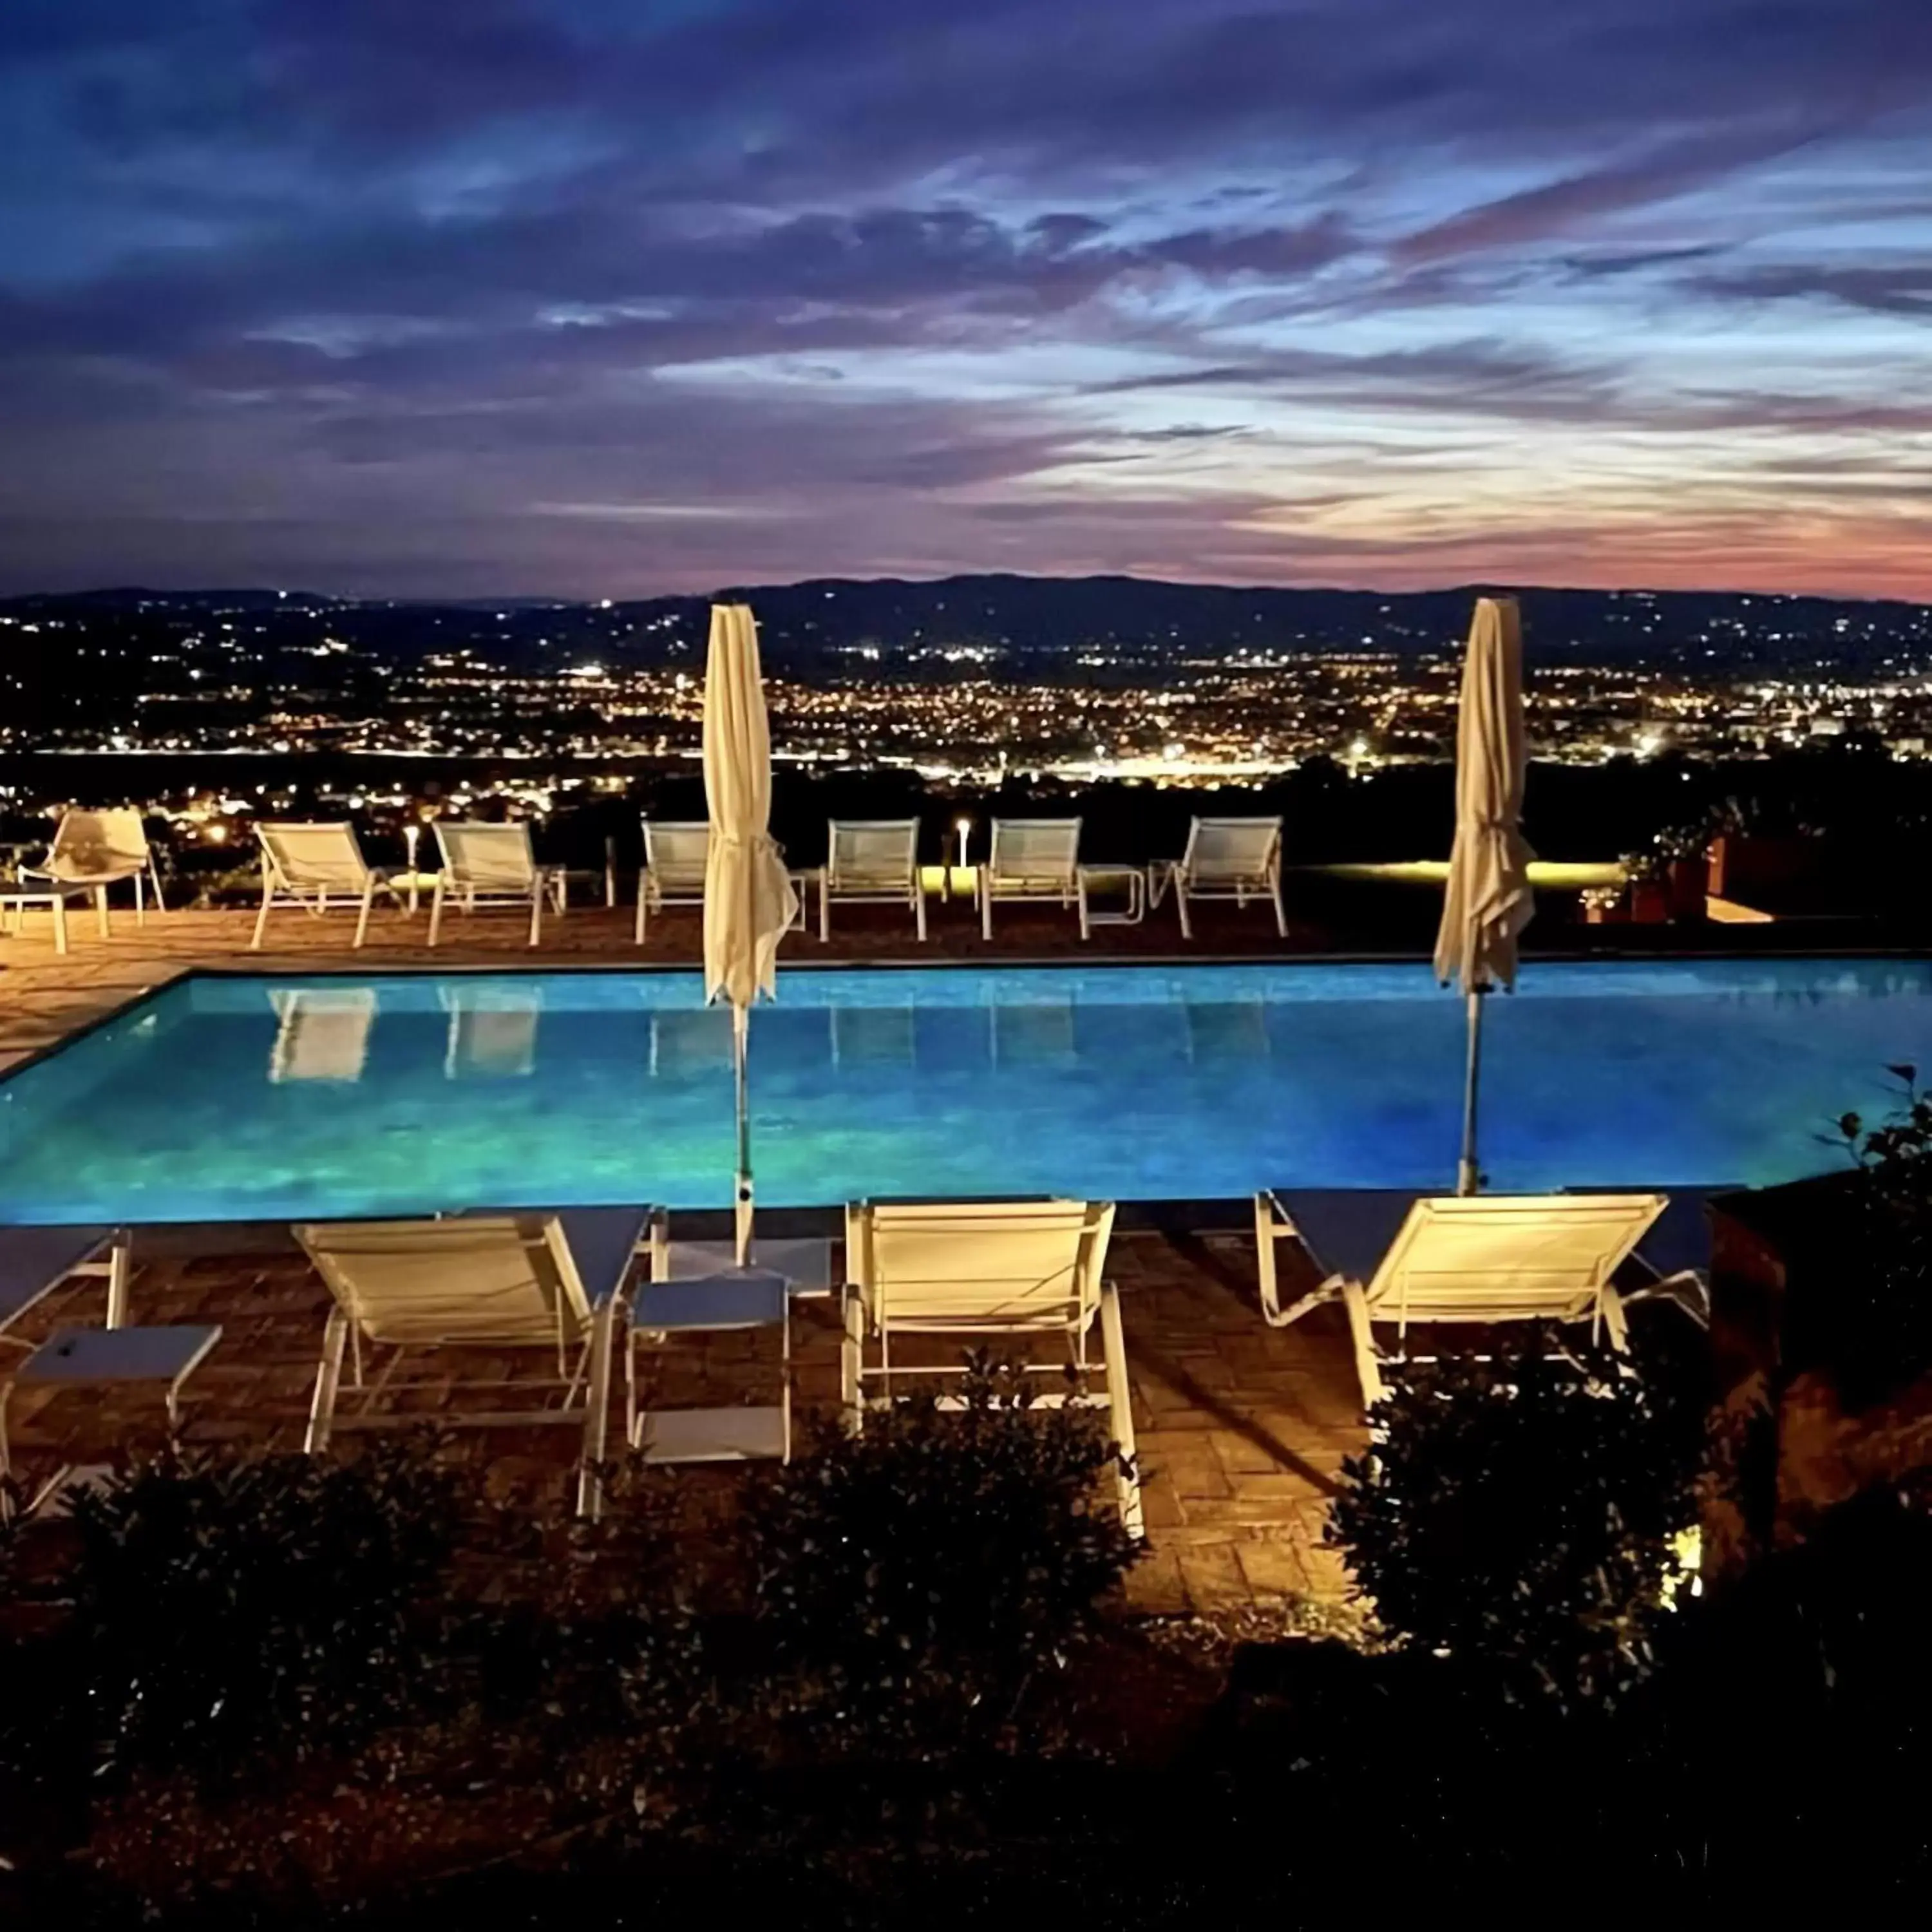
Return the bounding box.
[702,603,799,1263]
[1434,595,1535,1194]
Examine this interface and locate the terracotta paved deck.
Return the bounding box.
[0,896,1369,1615]
[0,1222,1362,1615]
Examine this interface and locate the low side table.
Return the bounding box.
[388,869,442,916]
[627,1267,792,1464]
[650,1219,833,1300]
[0,1323,222,1492]
[1075,865,1146,940]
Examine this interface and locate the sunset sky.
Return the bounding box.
[4,1,1929,600]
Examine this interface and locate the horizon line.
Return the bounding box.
[3,570,1926,611]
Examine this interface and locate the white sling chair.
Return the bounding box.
[822,820,925,940]
[980,819,1086,939]
[636,819,710,942]
[20,808,166,937]
[252,822,395,951]
[296,1207,647,1517]
[430,821,566,948]
[1253,1189,1666,1408]
[1153,816,1286,939]
[842,1198,1142,1537]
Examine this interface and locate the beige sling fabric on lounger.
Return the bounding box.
[842,1198,1142,1537]
[296,1209,645,1517]
[1253,1189,1662,1406]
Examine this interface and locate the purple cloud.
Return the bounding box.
[1,0,1930,595]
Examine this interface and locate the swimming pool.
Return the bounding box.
[0,959,1922,1224]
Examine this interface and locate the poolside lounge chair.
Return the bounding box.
[0,1226,135,1338]
[252,822,395,951]
[429,821,566,948]
[822,819,925,940]
[979,819,1086,940]
[295,1207,647,1517]
[1562,1184,1739,1329]
[1253,1189,1666,1407]
[269,986,378,1083]
[19,808,166,937]
[842,1198,1142,1537]
[1152,816,1285,939]
[636,819,710,942]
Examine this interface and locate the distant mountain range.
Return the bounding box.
[5,574,1927,672]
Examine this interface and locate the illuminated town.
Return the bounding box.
[6,580,1931,793]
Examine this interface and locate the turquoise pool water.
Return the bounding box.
[0,960,1923,1224]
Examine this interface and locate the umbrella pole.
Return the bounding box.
[733,1003,753,1266]
[1457,987,1484,1196]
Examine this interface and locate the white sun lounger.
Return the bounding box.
[980,819,1087,940]
[430,822,566,948]
[252,822,396,951]
[1151,816,1285,939]
[1254,1189,1666,1406]
[295,1206,647,1517]
[821,819,925,941]
[19,808,167,937]
[842,1198,1142,1537]
[636,819,710,942]
[1559,1184,1739,1328]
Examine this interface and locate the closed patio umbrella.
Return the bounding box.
[1434,596,1535,1195]
[703,603,799,1264]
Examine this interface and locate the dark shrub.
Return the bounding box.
[1674,1477,1932,1763]
[1833,1069,1932,1406]
[1329,1338,1700,1707]
[743,1357,1140,1750]
[1630,1480,1932,1895]
[57,1441,465,1779]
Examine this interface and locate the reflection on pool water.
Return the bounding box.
[0,959,1924,1224]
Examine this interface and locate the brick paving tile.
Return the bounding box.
[1120,1550,1191,1616]
[1176,1544,1253,1615]
[1134,1484,1189,1533]
[1235,1539,1315,1600]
